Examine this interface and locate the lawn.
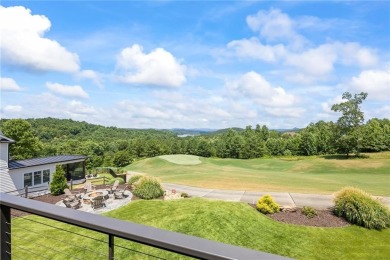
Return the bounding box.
[12,199,390,259]
[125,153,390,195]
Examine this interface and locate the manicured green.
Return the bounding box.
[126,153,390,195]
[158,154,202,165]
[334,187,390,230]
[12,199,390,259]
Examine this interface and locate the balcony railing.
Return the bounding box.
[0,192,288,260]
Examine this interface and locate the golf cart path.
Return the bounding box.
[163,183,390,210]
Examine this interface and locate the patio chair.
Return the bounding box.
[114,185,129,199]
[91,195,106,209]
[64,188,82,200]
[84,181,96,193]
[107,180,119,194]
[63,198,82,209]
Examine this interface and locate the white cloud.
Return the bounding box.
[67,100,97,115]
[246,8,306,48]
[226,37,286,62]
[0,77,22,91]
[3,105,22,113]
[77,70,104,88]
[349,69,390,101]
[46,82,89,99]
[227,71,296,107]
[0,5,79,73]
[116,44,186,87]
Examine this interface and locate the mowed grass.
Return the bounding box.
[126,153,390,195]
[12,199,390,259]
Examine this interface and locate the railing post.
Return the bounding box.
[25,185,28,198]
[103,177,106,185]
[70,179,73,190]
[108,234,114,260]
[1,204,11,260]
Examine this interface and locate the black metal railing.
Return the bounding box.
[0,193,288,260]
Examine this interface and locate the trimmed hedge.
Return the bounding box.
[256,195,280,214]
[302,206,317,218]
[334,187,390,230]
[132,177,164,200]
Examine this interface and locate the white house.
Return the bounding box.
[0,131,87,196]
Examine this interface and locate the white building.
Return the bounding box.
[0,131,87,196]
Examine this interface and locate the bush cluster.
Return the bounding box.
[256,195,280,214]
[108,177,125,185]
[132,176,164,200]
[302,206,317,218]
[334,187,390,230]
[128,175,143,187]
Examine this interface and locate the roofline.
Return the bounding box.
[9,156,88,170]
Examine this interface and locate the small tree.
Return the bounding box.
[50,165,68,195]
[331,92,368,156]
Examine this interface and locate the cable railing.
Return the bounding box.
[0,193,288,260]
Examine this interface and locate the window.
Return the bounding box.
[24,173,32,187]
[43,169,50,183]
[34,171,42,185]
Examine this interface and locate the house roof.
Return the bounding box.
[0,130,15,143]
[8,155,87,170]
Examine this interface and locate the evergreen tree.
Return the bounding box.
[50,165,68,195]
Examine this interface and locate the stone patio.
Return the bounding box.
[56,190,133,214]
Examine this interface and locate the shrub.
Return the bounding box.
[334,187,390,230]
[108,177,125,185]
[132,177,164,200]
[302,206,317,218]
[181,192,189,198]
[256,195,280,214]
[128,175,143,186]
[50,166,68,195]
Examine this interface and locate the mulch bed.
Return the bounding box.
[268,208,349,227]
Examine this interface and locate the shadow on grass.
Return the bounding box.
[321,154,369,160]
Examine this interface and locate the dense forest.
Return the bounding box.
[1,92,389,169]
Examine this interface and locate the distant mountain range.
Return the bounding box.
[169,127,301,137]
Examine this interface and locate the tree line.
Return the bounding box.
[1,92,389,169]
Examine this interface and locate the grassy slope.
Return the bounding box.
[13,199,390,259]
[126,154,390,195]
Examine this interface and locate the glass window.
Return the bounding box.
[24,172,32,187]
[43,169,50,183]
[34,171,42,185]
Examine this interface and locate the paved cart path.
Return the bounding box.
[163,183,390,210]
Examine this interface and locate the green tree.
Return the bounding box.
[2,119,43,160]
[113,150,133,167]
[50,165,68,195]
[331,92,368,156]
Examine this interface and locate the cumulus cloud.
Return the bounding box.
[349,69,390,101]
[227,71,296,107]
[0,77,22,91]
[284,42,378,81]
[116,44,186,87]
[46,82,89,99]
[0,5,79,73]
[246,8,306,48]
[226,37,286,62]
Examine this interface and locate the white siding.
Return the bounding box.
[0,143,9,163]
[0,159,17,194]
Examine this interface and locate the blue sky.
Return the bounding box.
[1,1,389,129]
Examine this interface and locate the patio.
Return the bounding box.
[56,188,132,214]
